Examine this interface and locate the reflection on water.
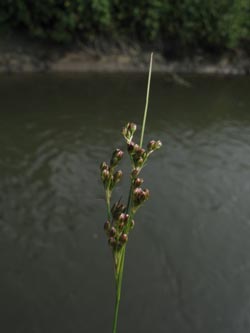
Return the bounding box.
[1,74,250,332]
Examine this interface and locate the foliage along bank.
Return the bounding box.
[0,0,250,56]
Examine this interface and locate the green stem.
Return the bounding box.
[140,52,153,148]
[106,189,112,221]
[111,53,154,333]
[112,247,126,333]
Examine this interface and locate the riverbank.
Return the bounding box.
[0,35,250,74]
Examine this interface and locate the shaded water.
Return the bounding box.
[1,73,250,333]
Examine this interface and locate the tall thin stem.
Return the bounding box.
[112,247,126,333]
[140,52,153,147]
[111,53,154,333]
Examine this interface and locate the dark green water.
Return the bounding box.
[1,73,250,333]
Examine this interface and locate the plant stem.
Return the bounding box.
[112,53,154,333]
[106,189,112,221]
[112,247,126,333]
[140,52,154,148]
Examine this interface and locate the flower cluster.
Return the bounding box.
[100,148,124,193]
[100,122,162,256]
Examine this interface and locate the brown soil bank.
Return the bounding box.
[0,36,250,74]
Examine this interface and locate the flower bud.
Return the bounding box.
[129,123,137,133]
[111,201,126,220]
[109,226,116,237]
[155,140,162,149]
[135,157,144,167]
[147,140,162,152]
[133,188,150,206]
[127,142,135,153]
[101,169,110,184]
[122,123,137,143]
[137,147,146,156]
[147,140,156,152]
[130,219,135,229]
[104,220,111,232]
[134,178,144,187]
[108,237,116,247]
[124,214,129,223]
[118,222,125,230]
[118,213,126,222]
[110,149,124,167]
[119,233,128,244]
[133,144,140,153]
[131,168,140,178]
[113,170,123,185]
[100,161,109,171]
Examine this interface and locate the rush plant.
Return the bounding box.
[100,53,162,333]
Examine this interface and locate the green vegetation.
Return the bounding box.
[1,1,249,54]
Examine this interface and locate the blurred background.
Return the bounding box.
[1,2,250,333]
[0,0,250,72]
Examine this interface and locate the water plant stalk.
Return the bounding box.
[100,52,162,333]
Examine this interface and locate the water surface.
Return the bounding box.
[1,73,250,332]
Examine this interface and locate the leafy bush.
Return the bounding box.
[0,0,111,42]
[0,0,250,52]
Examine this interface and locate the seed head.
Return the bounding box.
[147,140,162,152]
[110,149,124,167]
[122,123,137,143]
[133,188,150,206]
[111,201,126,220]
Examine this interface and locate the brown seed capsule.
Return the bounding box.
[134,178,144,187]
[111,201,126,220]
[113,170,123,184]
[133,187,150,206]
[124,214,129,223]
[108,237,116,247]
[133,144,140,153]
[119,213,126,222]
[137,148,146,157]
[110,149,124,167]
[131,168,140,178]
[119,233,128,244]
[109,226,116,237]
[119,222,125,230]
[135,157,144,167]
[147,140,156,151]
[127,142,135,153]
[101,169,110,183]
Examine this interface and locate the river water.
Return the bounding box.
[1,73,250,333]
